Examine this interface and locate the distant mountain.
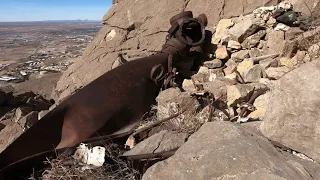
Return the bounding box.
[0,20,101,25]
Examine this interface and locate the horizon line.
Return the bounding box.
[0,19,102,23]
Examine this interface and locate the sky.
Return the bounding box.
[0,0,113,22]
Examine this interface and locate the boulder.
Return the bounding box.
[241,30,266,49]
[260,60,320,163]
[142,122,313,180]
[285,27,304,41]
[228,17,259,43]
[123,130,187,156]
[287,0,320,16]
[182,79,195,92]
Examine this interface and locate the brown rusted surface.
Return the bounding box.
[0,53,168,173]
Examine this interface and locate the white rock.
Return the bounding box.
[274,23,290,31]
[73,143,106,167]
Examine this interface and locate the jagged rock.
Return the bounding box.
[259,58,278,69]
[223,59,237,75]
[231,50,250,61]
[237,59,254,74]
[248,92,270,119]
[192,67,224,83]
[143,122,313,180]
[279,57,297,69]
[227,40,241,50]
[261,60,320,163]
[267,30,297,57]
[241,30,266,49]
[303,53,311,63]
[203,59,223,69]
[203,79,236,100]
[227,83,268,107]
[18,111,39,129]
[38,110,49,120]
[14,107,32,123]
[228,17,259,43]
[244,65,266,83]
[212,19,234,43]
[198,66,209,73]
[266,66,291,80]
[182,79,195,92]
[249,48,262,58]
[308,43,320,59]
[123,130,187,156]
[156,88,199,120]
[0,123,23,153]
[285,27,304,40]
[215,46,229,60]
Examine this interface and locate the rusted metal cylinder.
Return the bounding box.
[0,52,168,175]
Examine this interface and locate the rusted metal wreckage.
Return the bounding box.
[0,11,209,179]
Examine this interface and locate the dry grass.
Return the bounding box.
[29,144,138,180]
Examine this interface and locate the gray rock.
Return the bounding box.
[267,30,297,57]
[203,59,223,69]
[261,60,320,163]
[244,65,266,83]
[231,50,250,61]
[285,27,304,41]
[123,130,187,156]
[227,83,268,107]
[249,48,262,58]
[18,111,39,129]
[142,122,313,180]
[259,58,278,69]
[156,88,199,120]
[241,30,266,49]
[229,17,259,43]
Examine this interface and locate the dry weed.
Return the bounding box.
[29,144,138,180]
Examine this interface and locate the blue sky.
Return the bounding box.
[0,0,112,22]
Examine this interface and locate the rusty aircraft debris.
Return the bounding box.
[0,11,209,179]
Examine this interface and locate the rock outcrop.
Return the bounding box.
[260,59,320,163]
[142,122,314,180]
